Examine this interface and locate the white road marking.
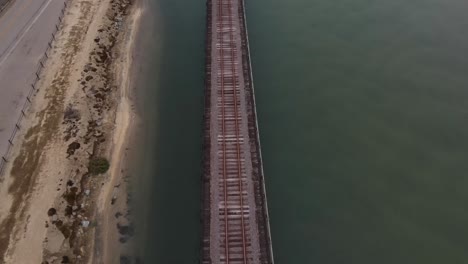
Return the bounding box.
[0,0,53,68]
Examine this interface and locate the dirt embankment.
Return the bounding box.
[0,0,140,262]
[0,0,12,12]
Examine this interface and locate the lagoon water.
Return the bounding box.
[131,0,205,262]
[133,0,468,263]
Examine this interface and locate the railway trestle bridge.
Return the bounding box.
[201,0,274,262]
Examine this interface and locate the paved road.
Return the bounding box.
[0,0,65,160]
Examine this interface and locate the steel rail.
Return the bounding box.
[226,0,248,261]
[218,0,230,261]
[219,0,249,262]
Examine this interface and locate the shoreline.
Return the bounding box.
[0,0,143,262]
[97,2,143,263]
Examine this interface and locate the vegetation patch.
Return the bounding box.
[88,157,110,175]
[63,105,81,121]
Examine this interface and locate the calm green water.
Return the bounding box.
[247,0,468,263]
[132,0,205,262]
[133,0,468,263]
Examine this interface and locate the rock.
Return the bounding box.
[84,189,90,196]
[94,130,103,137]
[47,208,57,216]
[81,220,90,228]
[62,256,70,263]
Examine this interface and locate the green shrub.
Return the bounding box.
[89,157,110,175]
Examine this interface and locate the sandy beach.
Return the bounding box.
[0,0,142,262]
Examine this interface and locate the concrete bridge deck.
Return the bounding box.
[201,0,274,262]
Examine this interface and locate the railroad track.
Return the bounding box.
[201,0,273,260]
[217,0,251,261]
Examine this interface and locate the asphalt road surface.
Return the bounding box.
[0,0,66,161]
